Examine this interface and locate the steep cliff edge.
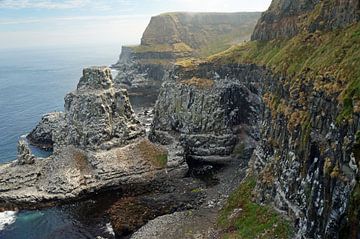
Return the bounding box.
[207,0,360,238]
[251,0,359,41]
[145,0,360,238]
[112,12,261,99]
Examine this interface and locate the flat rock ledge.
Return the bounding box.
[0,66,187,208]
[0,139,187,207]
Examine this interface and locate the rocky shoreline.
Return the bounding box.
[0,67,188,210]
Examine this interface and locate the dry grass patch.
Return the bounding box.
[137,139,168,169]
[180,77,214,89]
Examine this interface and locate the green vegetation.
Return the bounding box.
[208,22,360,124]
[131,43,193,53]
[218,177,293,239]
[191,188,203,193]
[340,182,360,238]
[155,154,168,168]
[137,139,168,168]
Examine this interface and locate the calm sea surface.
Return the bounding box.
[0,44,124,238]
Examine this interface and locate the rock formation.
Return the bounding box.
[252,0,360,41]
[111,12,261,100]
[0,67,187,207]
[16,139,35,165]
[144,0,360,237]
[54,67,144,151]
[27,112,64,149]
[151,65,261,164]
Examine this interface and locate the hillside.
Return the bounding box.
[138,12,261,57]
[112,12,260,99]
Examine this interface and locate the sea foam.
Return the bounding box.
[0,211,17,231]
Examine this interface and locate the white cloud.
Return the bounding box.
[0,14,146,25]
[0,0,90,9]
[172,0,271,12]
[0,14,151,49]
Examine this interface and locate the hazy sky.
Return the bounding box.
[0,0,272,49]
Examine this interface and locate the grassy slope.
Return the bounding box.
[218,177,293,239]
[211,3,359,238]
[209,22,360,122]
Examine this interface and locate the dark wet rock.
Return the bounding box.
[108,177,205,237]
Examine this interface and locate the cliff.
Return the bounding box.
[112,12,261,99]
[139,12,261,57]
[251,0,360,41]
[147,0,360,238]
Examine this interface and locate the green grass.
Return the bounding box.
[155,154,168,168]
[131,43,193,53]
[208,22,360,124]
[218,177,293,239]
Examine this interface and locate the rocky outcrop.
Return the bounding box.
[251,0,360,41]
[54,67,144,151]
[113,50,166,99]
[0,67,187,207]
[27,112,64,149]
[16,139,35,165]
[151,64,262,164]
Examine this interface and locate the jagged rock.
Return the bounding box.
[0,67,187,207]
[16,139,35,165]
[27,112,64,149]
[151,65,261,164]
[54,66,144,152]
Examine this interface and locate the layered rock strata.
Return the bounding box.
[252,0,360,41]
[151,64,262,164]
[150,55,360,238]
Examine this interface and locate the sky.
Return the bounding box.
[0,0,272,49]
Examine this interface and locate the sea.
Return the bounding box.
[0,44,127,239]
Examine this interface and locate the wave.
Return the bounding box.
[0,211,17,231]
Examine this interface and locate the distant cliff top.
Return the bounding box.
[130,12,261,57]
[252,0,360,41]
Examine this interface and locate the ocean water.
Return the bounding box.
[0,44,123,238]
[0,45,121,163]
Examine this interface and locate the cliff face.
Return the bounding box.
[112,12,261,99]
[151,65,262,164]
[149,0,360,238]
[141,12,261,55]
[252,0,360,40]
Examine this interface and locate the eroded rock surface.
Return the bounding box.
[16,139,35,165]
[54,67,144,151]
[151,65,262,164]
[0,67,187,207]
[27,112,64,149]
